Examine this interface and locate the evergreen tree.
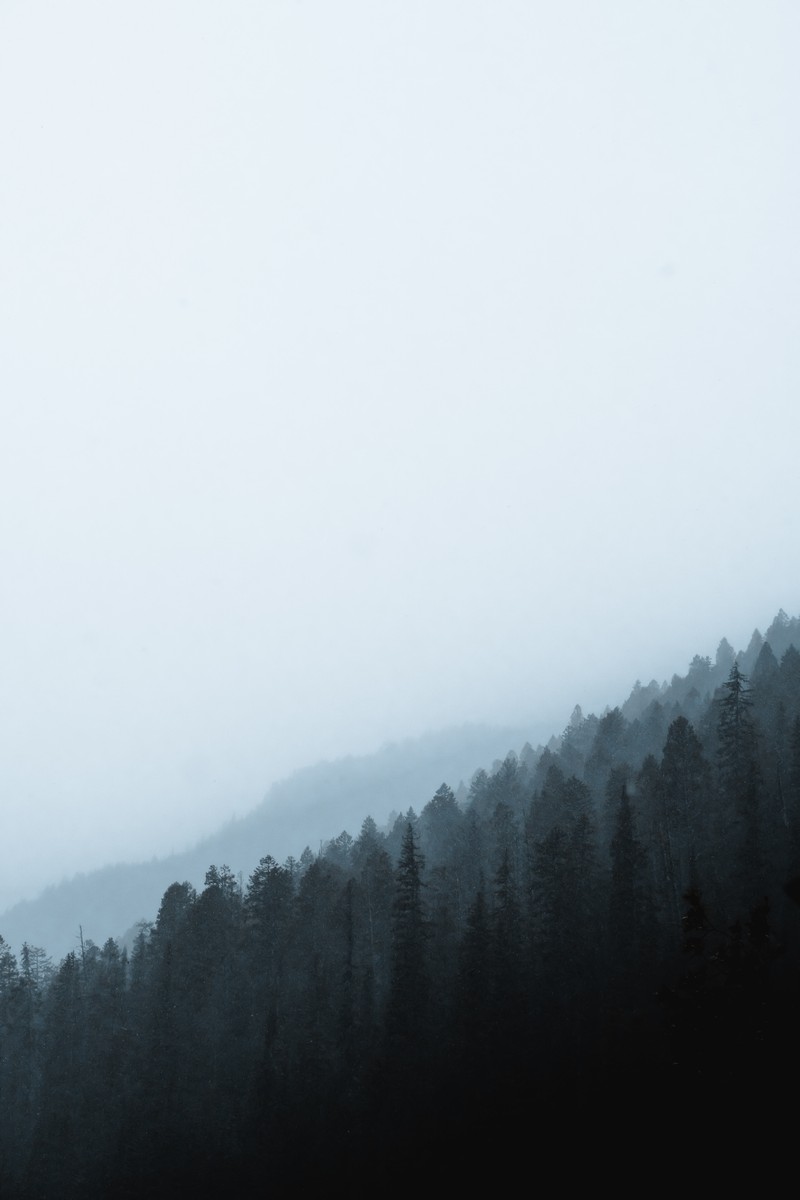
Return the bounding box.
[716,662,756,794]
[352,815,384,873]
[420,783,463,870]
[659,716,712,900]
[355,838,394,1013]
[715,664,764,904]
[387,823,428,1047]
[246,856,294,958]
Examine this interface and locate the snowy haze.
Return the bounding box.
[1,2,799,912]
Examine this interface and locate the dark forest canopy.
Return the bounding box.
[2,611,800,1194]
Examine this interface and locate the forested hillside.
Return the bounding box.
[1,610,800,1194]
[0,721,536,961]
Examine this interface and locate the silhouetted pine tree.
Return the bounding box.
[387,823,428,1048]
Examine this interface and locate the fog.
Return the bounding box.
[1,2,798,914]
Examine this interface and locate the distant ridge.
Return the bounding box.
[0,721,537,960]
[3,608,797,962]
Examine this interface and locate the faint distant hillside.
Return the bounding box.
[0,722,537,961]
[5,609,798,964]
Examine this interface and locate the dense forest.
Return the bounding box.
[2,611,800,1194]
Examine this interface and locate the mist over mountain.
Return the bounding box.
[1,606,800,1194]
[2,0,798,941]
[5,609,798,963]
[0,721,540,961]
[2,4,797,1189]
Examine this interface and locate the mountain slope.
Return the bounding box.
[0,721,536,960]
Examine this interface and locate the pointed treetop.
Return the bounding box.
[716,637,735,670]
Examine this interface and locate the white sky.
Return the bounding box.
[1,2,799,911]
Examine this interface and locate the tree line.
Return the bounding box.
[1,631,800,1194]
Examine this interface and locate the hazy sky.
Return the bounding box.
[1,2,799,911]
